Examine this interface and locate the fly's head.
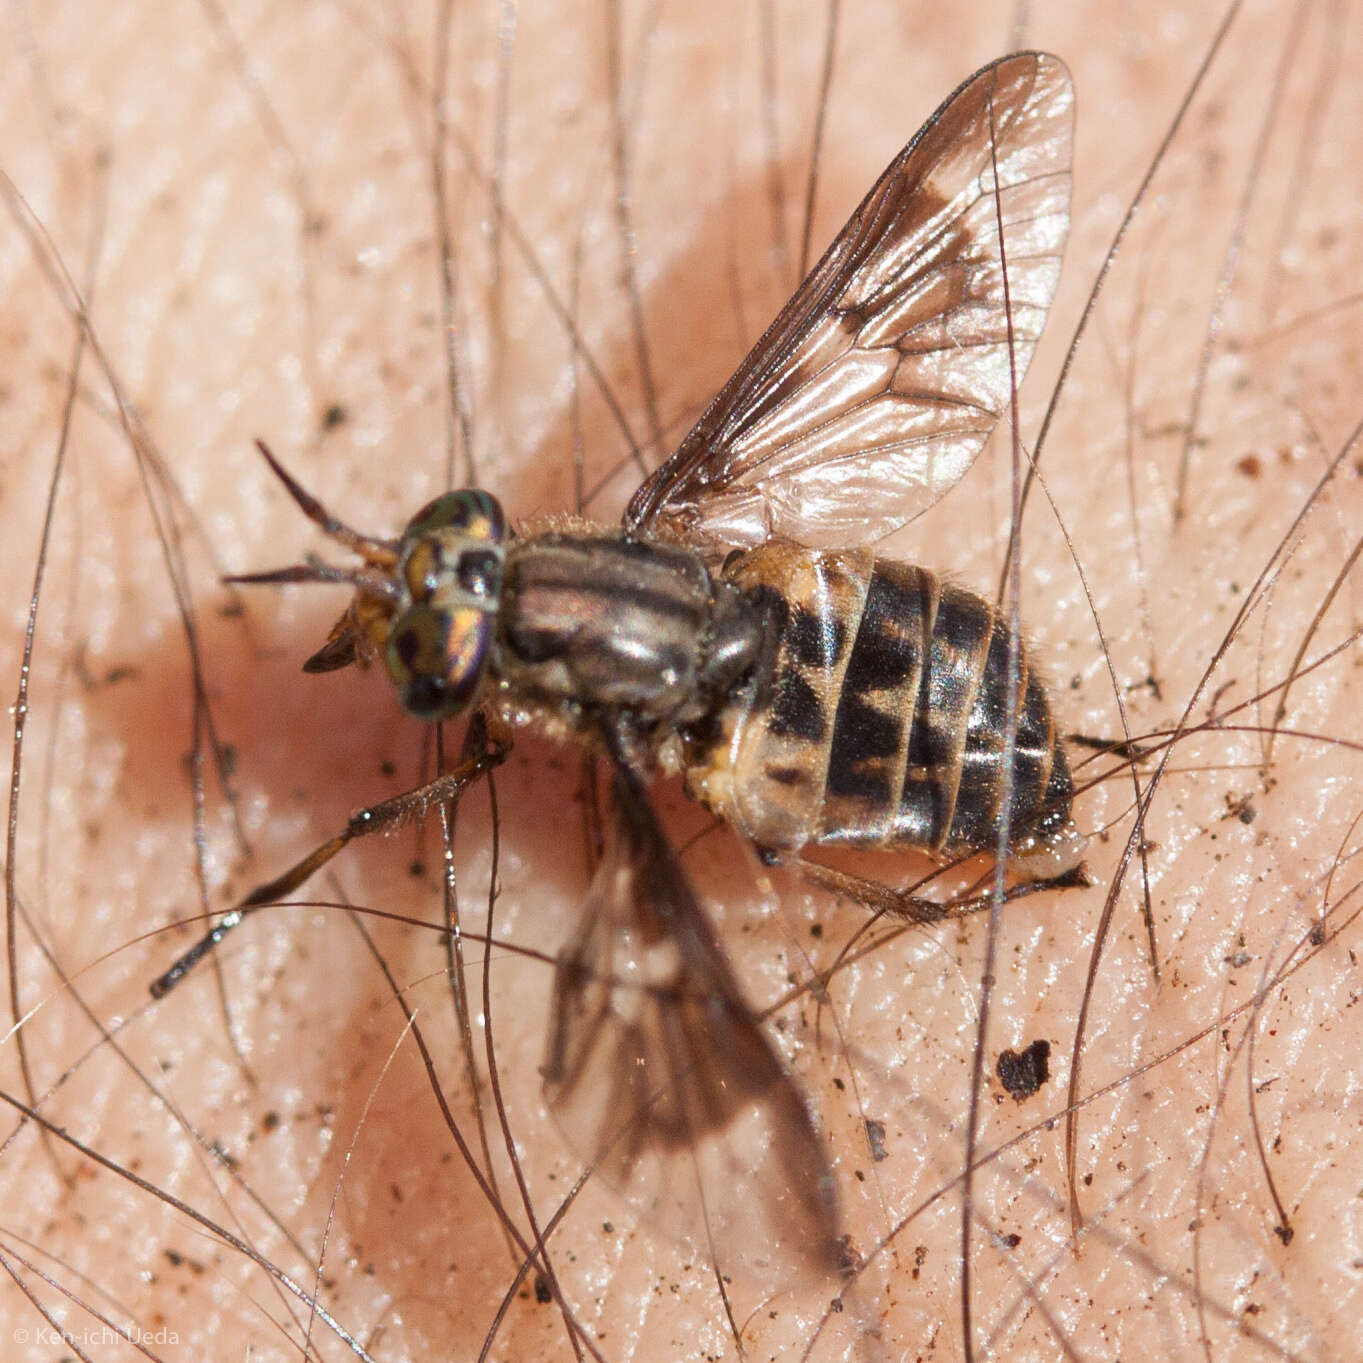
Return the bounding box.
[232,443,506,722]
[380,490,507,719]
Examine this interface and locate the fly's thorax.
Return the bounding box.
[495,532,767,756]
[379,489,507,720]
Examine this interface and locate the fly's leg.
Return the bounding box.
[150,728,509,998]
[790,856,1090,926]
[1066,731,1153,762]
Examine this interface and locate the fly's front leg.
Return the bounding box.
[150,725,510,998]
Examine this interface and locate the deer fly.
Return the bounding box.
[152,51,1080,1284]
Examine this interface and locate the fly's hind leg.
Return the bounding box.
[789,852,1090,927]
[1067,731,1154,763]
[150,723,510,998]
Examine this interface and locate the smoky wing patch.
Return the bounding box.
[542,757,840,1283]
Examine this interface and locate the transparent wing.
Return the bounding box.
[625,51,1073,550]
[542,757,840,1284]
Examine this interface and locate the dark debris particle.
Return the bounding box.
[321,402,349,430]
[534,1272,553,1304]
[210,1141,239,1171]
[865,1117,889,1162]
[997,1039,1051,1102]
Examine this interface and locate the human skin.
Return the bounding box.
[2,2,1362,1360]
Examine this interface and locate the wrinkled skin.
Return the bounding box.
[2,3,1361,1360]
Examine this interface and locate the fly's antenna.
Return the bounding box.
[252,439,399,567]
[223,556,400,602]
[222,442,403,600]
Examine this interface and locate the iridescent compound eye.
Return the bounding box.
[386,604,493,719]
[402,489,506,543]
[383,489,507,720]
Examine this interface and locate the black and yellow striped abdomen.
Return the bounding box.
[685,542,1073,860]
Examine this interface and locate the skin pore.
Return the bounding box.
[2,1,1362,1359]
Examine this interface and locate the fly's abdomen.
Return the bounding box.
[825,565,1074,857]
[688,543,1073,861]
